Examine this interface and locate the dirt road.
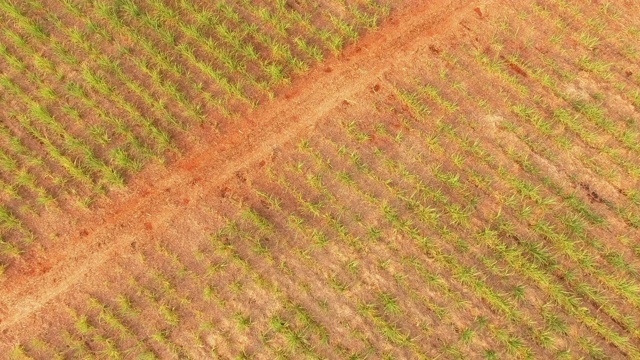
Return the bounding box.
[0,0,485,341]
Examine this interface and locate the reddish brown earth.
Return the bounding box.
[0,0,486,342]
[3,0,640,358]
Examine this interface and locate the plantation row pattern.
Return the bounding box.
[0,0,389,274]
[4,0,640,358]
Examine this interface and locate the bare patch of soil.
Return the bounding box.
[0,0,485,340]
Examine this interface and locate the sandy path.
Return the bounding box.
[0,0,485,335]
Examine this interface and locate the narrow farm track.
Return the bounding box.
[0,0,485,336]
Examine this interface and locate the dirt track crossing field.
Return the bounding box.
[2,0,640,358]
